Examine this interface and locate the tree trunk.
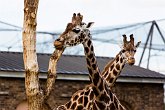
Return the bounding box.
[22,0,43,109]
[22,0,64,109]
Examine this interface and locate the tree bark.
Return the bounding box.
[22,0,64,109]
[22,0,44,109]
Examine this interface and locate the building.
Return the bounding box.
[0,51,165,110]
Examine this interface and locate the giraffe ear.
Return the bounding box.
[86,22,94,28]
[135,41,141,48]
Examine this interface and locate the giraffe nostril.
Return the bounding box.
[56,39,61,41]
[130,57,134,60]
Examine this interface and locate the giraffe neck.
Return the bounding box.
[81,33,125,109]
[83,38,100,84]
[57,39,126,109]
[82,34,108,98]
[101,51,126,88]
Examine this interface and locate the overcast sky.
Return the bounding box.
[0,0,165,31]
[0,0,165,74]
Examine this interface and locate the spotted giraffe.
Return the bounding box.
[101,34,141,88]
[54,13,127,110]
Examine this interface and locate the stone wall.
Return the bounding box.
[0,77,164,110]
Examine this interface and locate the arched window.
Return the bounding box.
[16,100,28,110]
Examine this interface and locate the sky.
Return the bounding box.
[0,0,165,31]
[0,0,165,74]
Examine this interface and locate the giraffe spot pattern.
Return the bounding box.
[86,59,91,66]
[110,64,114,71]
[109,77,114,84]
[116,63,120,70]
[87,103,92,109]
[84,47,89,53]
[93,73,99,86]
[81,34,85,38]
[91,45,94,51]
[76,105,83,110]
[88,68,93,79]
[80,91,84,96]
[116,56,119,63]
[84,89,90,96]
[120,57,123,63]
[80,38,83,42]
[92,64,97,70]
[80,33,84,38]
[70,40,74,44]
[110,103,116,110]
[103,71,109,78]
[83,96,88,106]
[98,78,103,91]
[93,102,98,110]
[92,86,99,97]
[73,43,78,46]
[78,96,83,104]
[89,91,94,100]
[113,69,118,76]
[73,95,79,101]
[87,40,91,47]
[122,64,125,69]
[91,57,95,63]
[75,37,78,42]
[66,101,71,109]
[106,74,112,83]
[99,92,110,103]
[109,92,113,102]
[70,102,77,109]
[114,97,118,109]
[88,53,93,59]
[95,100,106,109]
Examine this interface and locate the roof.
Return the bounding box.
[0,51,165,83]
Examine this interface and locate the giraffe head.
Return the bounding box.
[121,34,141,65]
[54,13,94,49]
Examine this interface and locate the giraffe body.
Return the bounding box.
[56,35,125,110]
[56,84,124,110]
[54,13,140,110]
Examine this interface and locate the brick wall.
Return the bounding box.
[0,77,164,110]
[113,83,164,110]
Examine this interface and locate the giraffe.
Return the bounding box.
[101,34,141,88]
[54,13,126,110]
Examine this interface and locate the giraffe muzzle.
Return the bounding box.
[54,40,64,49]
[128,57,135,65]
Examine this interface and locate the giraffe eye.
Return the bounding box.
[134,50,136,52]
[72,28,80,33]
[122,49,126,53]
